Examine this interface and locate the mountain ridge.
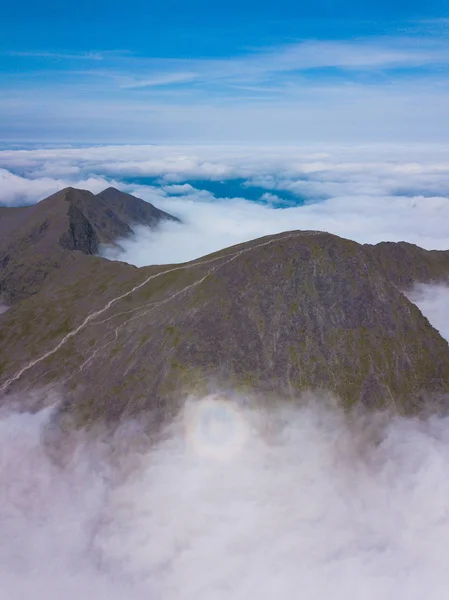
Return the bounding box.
[1,212,449,423]
[2,188,449,425]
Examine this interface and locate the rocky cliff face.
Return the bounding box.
[59,203,99,254]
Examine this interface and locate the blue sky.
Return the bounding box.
[1,1,449,143]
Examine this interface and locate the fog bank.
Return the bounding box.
[3,395,449,599]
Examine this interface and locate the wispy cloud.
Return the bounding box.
[229,37,449,80]
[3,50,105,61]
[2,34,449,142]
[112,36,449,90]
[120,72,198,89]
[7,35,449,88]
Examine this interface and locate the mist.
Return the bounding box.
[100,187,449,268]
[3,394,449,600]
[406,283,449,343]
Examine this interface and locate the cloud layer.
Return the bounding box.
[3,395,449,599]
[2,144,448,265]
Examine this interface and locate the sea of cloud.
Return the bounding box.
[1,144,449,266]
[3,394,449,600]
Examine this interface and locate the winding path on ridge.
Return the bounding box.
[0,233,301,392]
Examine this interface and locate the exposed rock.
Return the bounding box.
[59,203,99,254]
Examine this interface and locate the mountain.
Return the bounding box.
[95,187,179,232]
[1,208,449,425]
[0,187,179,303]
[365,241,449,288]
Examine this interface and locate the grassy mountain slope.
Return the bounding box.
[365,241,449,289]
[1,229,449,424]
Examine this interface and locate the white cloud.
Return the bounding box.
[2,50,104,60]
[120,72,198,89]
[162,183,198,194]
[103,189,449,266]
[3,396,449,599]
[405,284,449,342]
[0,168,120,206]
[1,144,449,259]
[260,192,284,203]
[244,38,449,74]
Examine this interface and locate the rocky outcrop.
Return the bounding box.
[59,203,99,254]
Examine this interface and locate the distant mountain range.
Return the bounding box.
[1,187,449,425]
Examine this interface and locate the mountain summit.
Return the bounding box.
[0,187,179,303]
